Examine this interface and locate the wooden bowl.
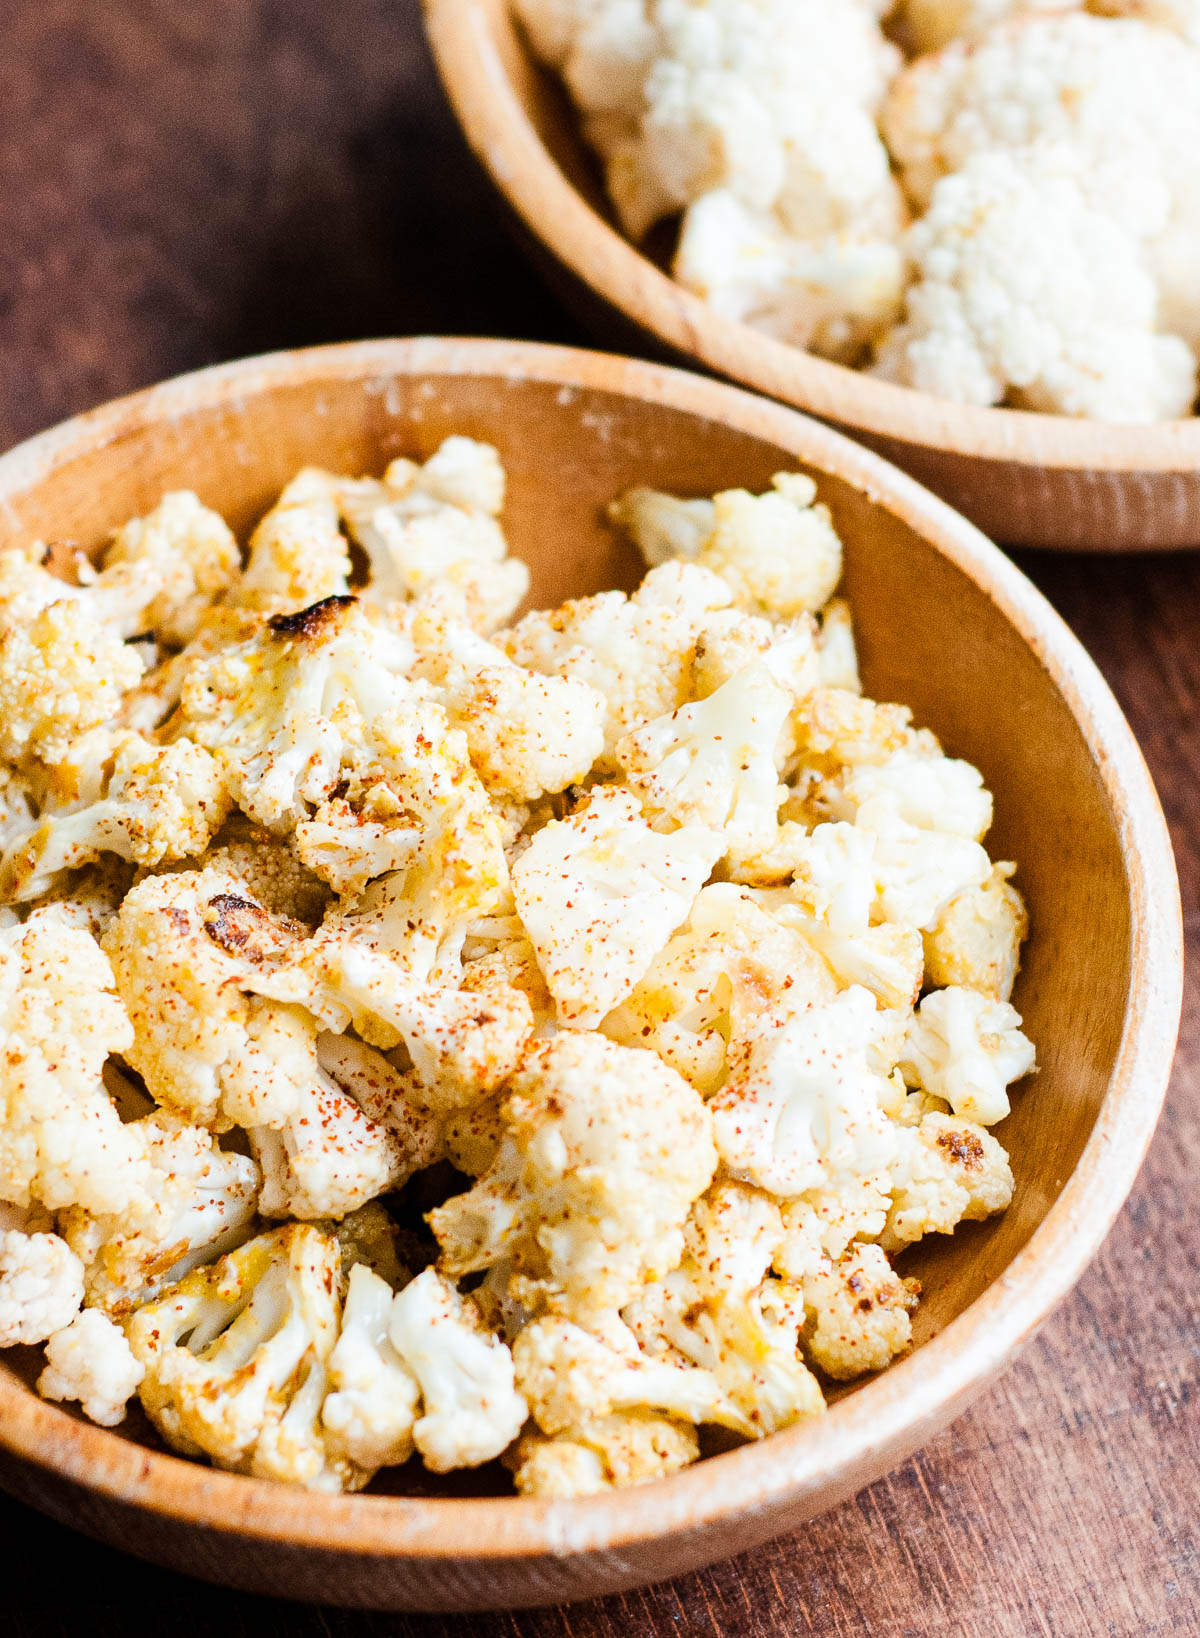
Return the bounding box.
[0,338,1182,1609]
[423,0,1200,552]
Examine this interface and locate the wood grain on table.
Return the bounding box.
[2,3,1197,1634]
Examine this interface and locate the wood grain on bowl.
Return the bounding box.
[0,338,1182,1610]
[423,0,1200,552]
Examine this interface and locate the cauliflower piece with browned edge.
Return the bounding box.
[431,1033,716,1317]
[923,863,1028,1000]
[36,1308,145,1427]
[508,1412,699,1497]
[232,469,352,614]
[883,1111,1014,1249]
[801,1241,919,1379]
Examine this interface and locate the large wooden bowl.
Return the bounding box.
[0,338,1182,1609]
[423,0,1200,551]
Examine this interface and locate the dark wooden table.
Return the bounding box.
[3,3,1198,1633]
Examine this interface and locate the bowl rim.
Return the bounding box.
[0,336,1183,1562]
[423,0,1200,475]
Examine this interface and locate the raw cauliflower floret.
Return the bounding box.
[616,662,790,853]
[386,1267,527,1471]
[602,883,835,1093]
[59,1110,260,1315]
[625,1181,825,1435]
[1,730,231,902]
[104,490,241,645]
[232,469,352,614]
[508,1412,699,1497]
[710,988,899,1197]
[36,1308,144,1428]
[923,863,1028,1000]
[674,188,905,361]
[500,559,733,760]
[512,785,722,1027]
[882,13,1200,358]
[0,599,145,767]
[0,915,145,1216]
[900,985,1036,1123]
[612,473,844,619]
[102,867,320,1129]
[883,1111,1014,1249]
[801,1241,918,1380]
[127,1223,363,1492]
[0,1204,85,1346]
[430,1033,717,1317]
[873,147,1196,421]
[409,607,607,800]
[321,1262,421,1470]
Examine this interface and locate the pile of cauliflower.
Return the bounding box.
[0,433,1036,1498]
[515,0,1200,422]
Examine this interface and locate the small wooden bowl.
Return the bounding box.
[0,338,1182,1610]
[423,0,1200,551]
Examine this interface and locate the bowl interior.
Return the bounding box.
[0,359,1129,1465]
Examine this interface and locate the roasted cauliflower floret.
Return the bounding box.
[883,1112,1014,1250]
[102,867,319,1130]
[104,490,241,645]
[1,730,231,902]
[410,608,607,801]
[321,1262,421,1470]
[0,915,144,1216]
[0,600,145,767]
[900,986,1036,1124]
[59,1110,259,1315]
[508,1412,699,1498]
[127,1223,361,1491]
[232,470,352,614]
[500,559,733,760]
[0,1204,85,1346]
[616,662,791,853]
[512,785,721,1027]
[801,1242,919,1380]
[710,988,899,1198]
[431,1034,717,1317]
[36,1308,144,1427]
[386,1267,527,1471]
[923,863,1028,1000]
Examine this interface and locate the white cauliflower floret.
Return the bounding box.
[104,490,241,645]
[801,1242,918,1380]
[883,13,1200,359]
[102,868,319,1130]
[815,599,860,694]
[36,1308,144,1427]
[0,916,145,1216]
[923,863,1028,1000]
[0,542,162,636]
[59,1110,260,1315]
[0,599,145,767]
[675,188,905,361]
[821,749,993,841]
[874,147,1196,421]
[625,1181,824,1435]
[431,1033,716,1317]
[232,470,352,614]
[687,607,821,707]
[602,883,835,1093]
[128,1223,362,1491]
[0,1204,85,1346]
[321,1263,420,1470]
[883,1111,1014,1249]
[513,1313,752,1437]
[409,607,607,800]
[508,1413,699,1497]
[710,988,899,1197]
[386,1267,526,1471]
[1093,0,1200,47]
[500,559,732,759]
[512,785,722,1027]
[616,662,790,853]
[900,986,1036,1123]
[1,731,231,902]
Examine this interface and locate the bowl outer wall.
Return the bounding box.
[0,337,1183,1609]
